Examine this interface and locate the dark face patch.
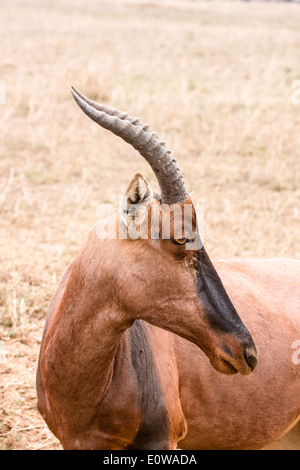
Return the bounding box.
[195,248,249,337]
[128,320,170,450]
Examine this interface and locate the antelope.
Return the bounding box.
[36,88,300,450]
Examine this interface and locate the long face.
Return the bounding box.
[94,174,257,376]
[72,88,258,376]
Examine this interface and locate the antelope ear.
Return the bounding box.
[120,174,153,237]
[125,173,153,208]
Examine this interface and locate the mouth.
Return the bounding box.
[209,347,258,376]
[210,356,239,375]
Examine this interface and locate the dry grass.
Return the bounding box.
[0,0,300,450]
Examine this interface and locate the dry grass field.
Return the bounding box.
[0,0,300,450]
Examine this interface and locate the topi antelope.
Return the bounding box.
[36,88,300,450]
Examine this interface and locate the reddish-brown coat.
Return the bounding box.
[37,200,299,449]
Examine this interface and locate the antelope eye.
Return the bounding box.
[172,238,188,245]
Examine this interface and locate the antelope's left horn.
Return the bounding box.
[71,87,188,205]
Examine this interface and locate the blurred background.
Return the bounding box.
[0,0,299,449]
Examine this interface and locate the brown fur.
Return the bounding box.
[36,193,299,450]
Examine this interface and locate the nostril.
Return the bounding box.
[244,348,258,371]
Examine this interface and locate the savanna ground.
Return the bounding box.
[0,0,300,450]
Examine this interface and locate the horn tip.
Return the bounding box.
[71,86,81,99]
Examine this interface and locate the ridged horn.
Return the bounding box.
[71,86,161,142]
[71,87,188,205]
